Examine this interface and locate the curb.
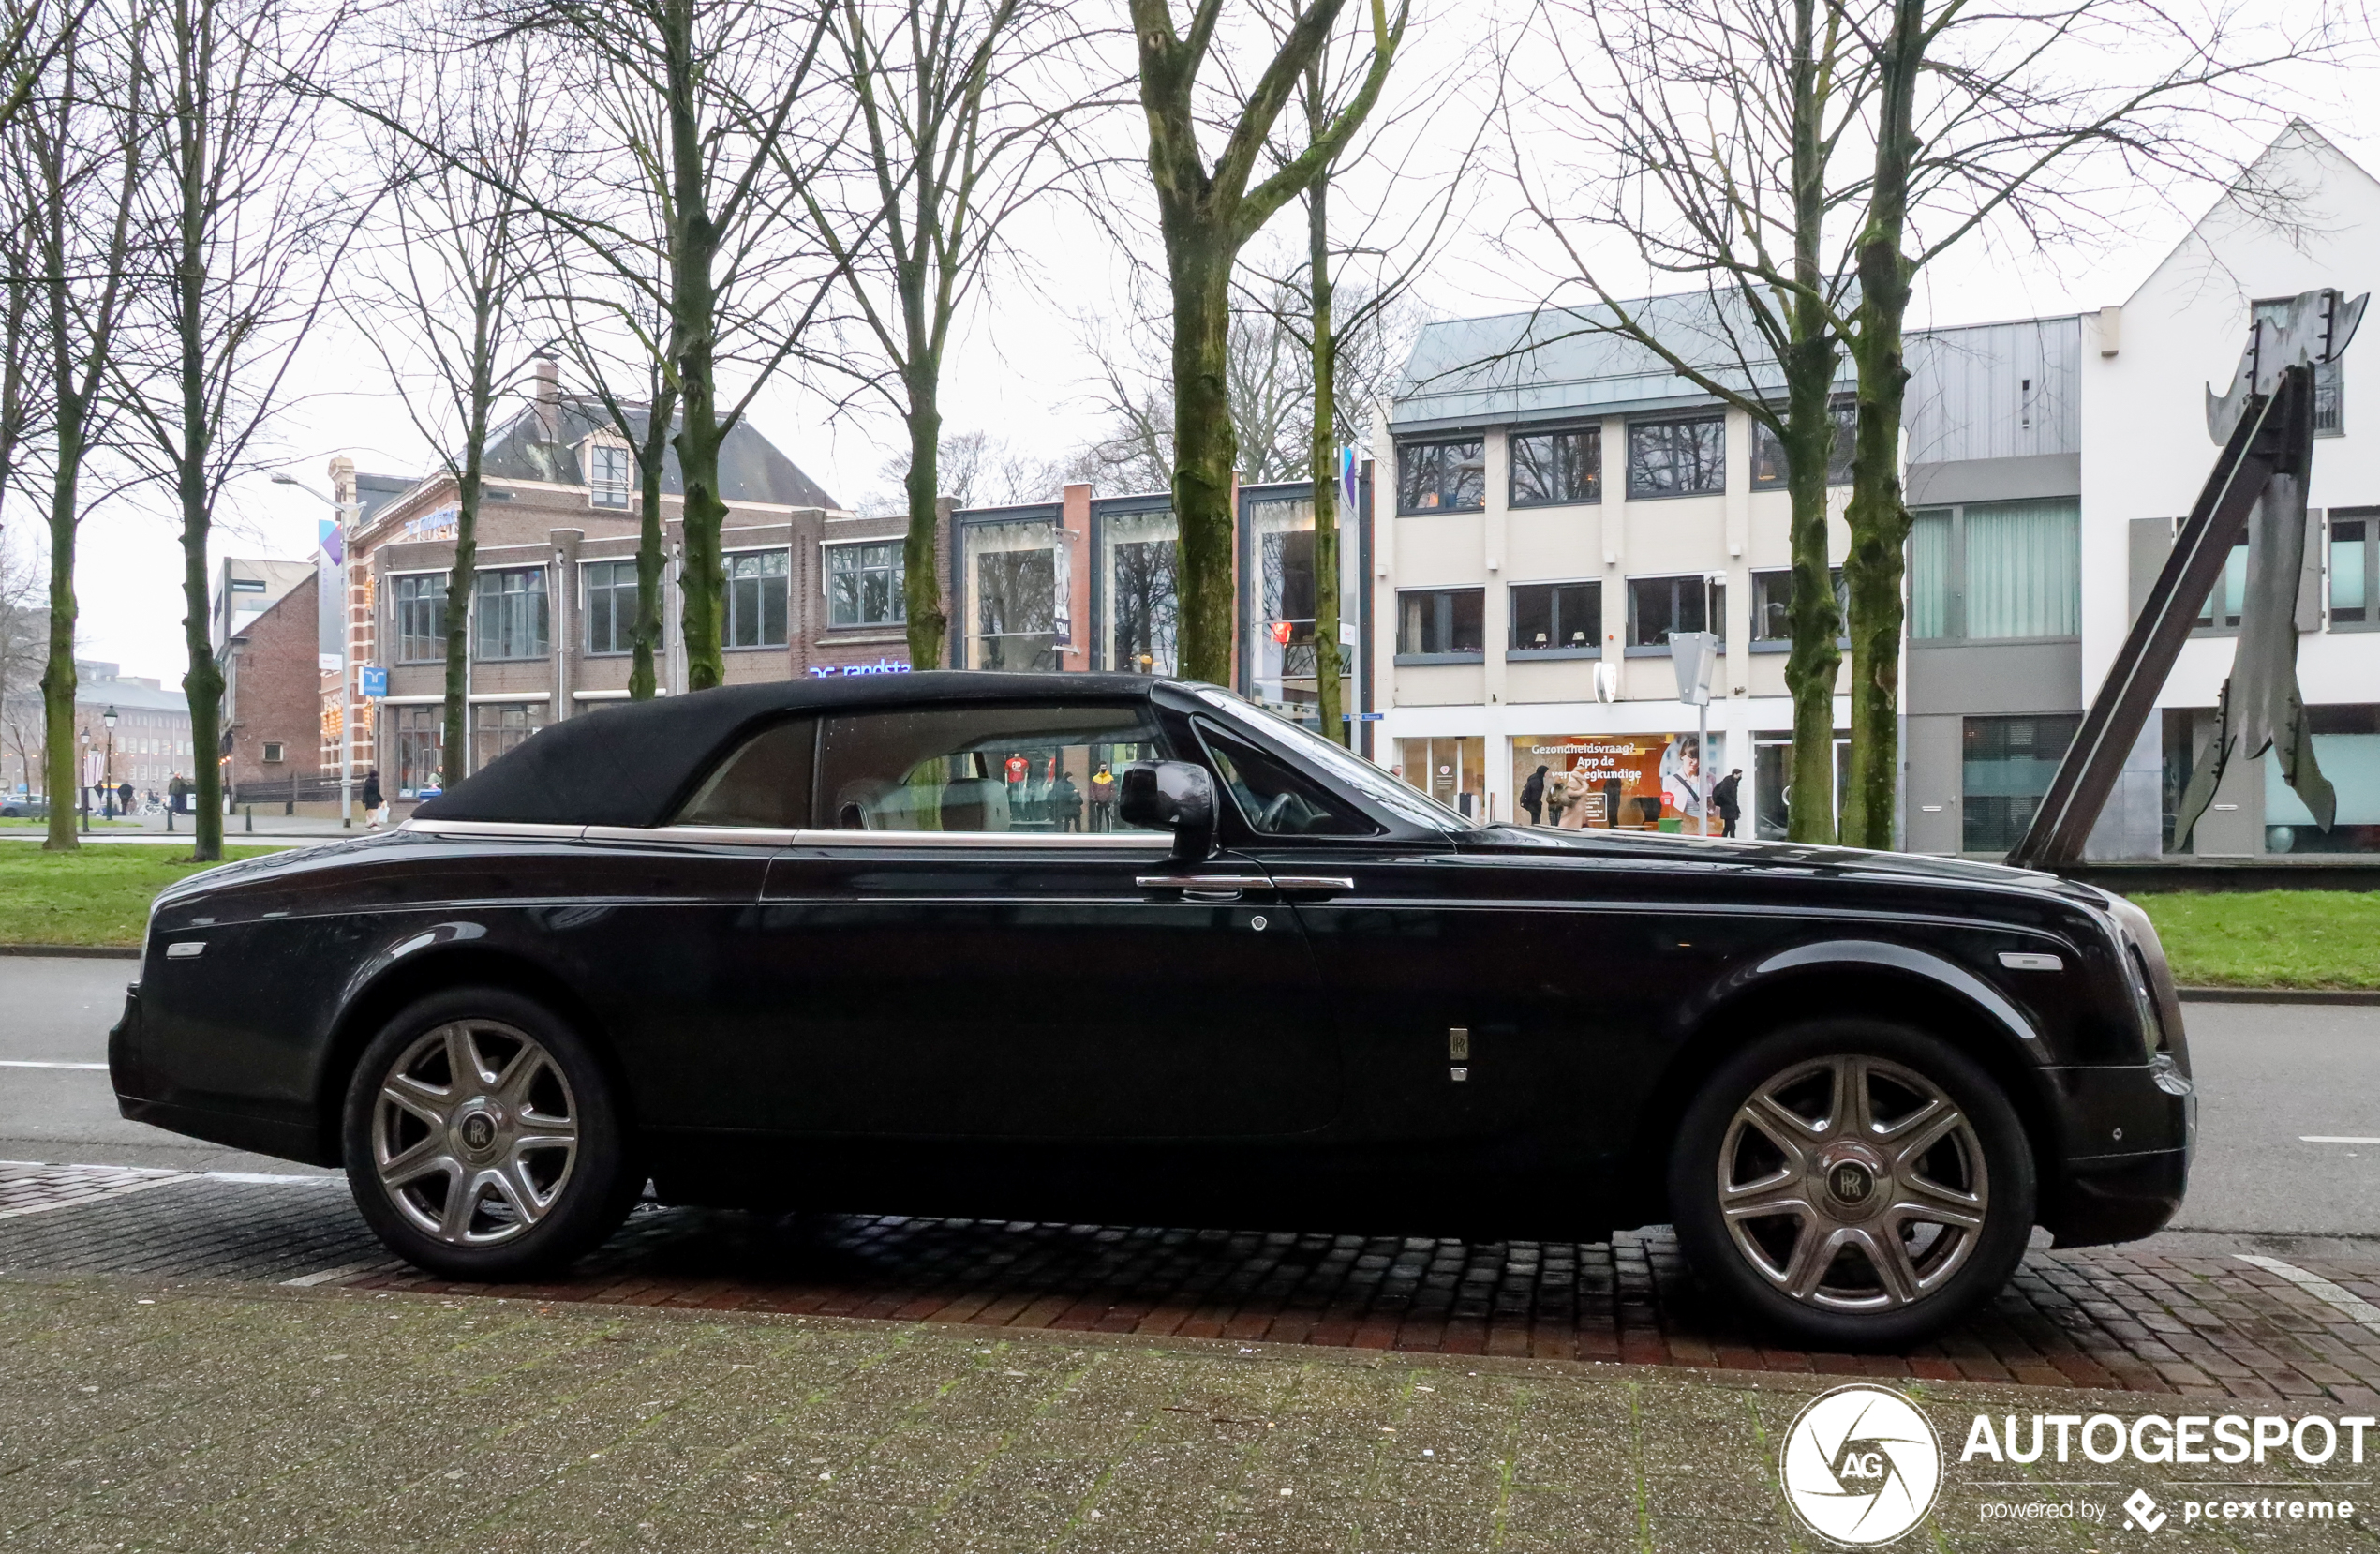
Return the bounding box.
[0,944,139,960]
[2178,985,2380,1006]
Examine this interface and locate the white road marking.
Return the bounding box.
[2301,1136,2380,1144]
[2235,1253,2380,1331]
[0,1060,108,1070]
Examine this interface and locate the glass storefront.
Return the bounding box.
[1245,495,1319,723]
[1099,505,1178,676]
[470,701,546,777]
[1961,713,2080,853]
[393,705,443,798]
[1516,733,1718,832]
[2266,703,2380,854]
[1753,733,1848,841]
[962,516,1062,671]
[1396,736,1486,820]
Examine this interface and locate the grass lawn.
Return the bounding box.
[0,844,283,948]
[2133,889,2380,991]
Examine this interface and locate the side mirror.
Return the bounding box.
[1118,760,1215,861]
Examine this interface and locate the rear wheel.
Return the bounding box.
[1668,1020,2035,1350]
[342,987,639,1280]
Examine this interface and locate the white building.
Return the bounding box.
[1369,121,2380,862]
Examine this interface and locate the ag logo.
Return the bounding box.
[1779,1383,1942,1546]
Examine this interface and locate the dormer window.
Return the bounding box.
[589,443,630,508]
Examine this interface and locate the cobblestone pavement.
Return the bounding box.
[12,1164,2380,1414]
[7,1276,2380,1554]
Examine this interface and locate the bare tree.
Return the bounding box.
[20,0,146,849]
[803,0,1103,670]
[1129,0,1404,683]
[110,0,352,860]
[1832,0,2338,846]
[348,22,554,784]
[1504,0,1866,840]
[0,531,41,795]
[1071,296,1318,496]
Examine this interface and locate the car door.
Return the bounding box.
[748,697,1341,1143]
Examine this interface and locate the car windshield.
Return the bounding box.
[1190,687,1479,832]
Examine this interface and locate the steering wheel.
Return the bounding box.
[1255,790,1298,834]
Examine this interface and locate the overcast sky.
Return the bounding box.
[35,4,2375,687]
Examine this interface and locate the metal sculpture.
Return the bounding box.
[2007,287,2365,869]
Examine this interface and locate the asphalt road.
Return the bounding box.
[4,954,2375,1233]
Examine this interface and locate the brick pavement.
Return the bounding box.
[10,1163,2380,1411]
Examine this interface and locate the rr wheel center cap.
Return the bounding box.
[1814,1143,1888,1221]
[453,1103,508,1160]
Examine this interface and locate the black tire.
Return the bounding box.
[1667,1019,2035,1351]
[342,986,640,1280]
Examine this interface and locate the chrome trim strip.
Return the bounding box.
[582,824,801,847]
[1267,875,1357,892]
[1137,874,1269,890]
[778,829,1163,850]
[399,820,588,841]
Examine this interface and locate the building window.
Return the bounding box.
[2266,702,2380,854]
[826,541,904,629]
[1509,426,1599,507]
[1963,713,2080,854]
[1750,404,1857,487]
[583,560,638,655]
[1248,497,1318,719]
[1396,439,1484,514]
[1908,499,2079,641]
[1749,567,1847,643]
[967,521,1059,671]
[393,575,446,664]
[589,443,631,508]
[1396,588,1484,659]
[1627,574,1724,650]
[1626,415,1725,498]
[260,741,284,764]
[2330,510,2374,630]
[1103,509,1177,676]
[1509,581,1599,652]
[393,704,443,797]
[724,549,790,648]
[472,568,550,661]
[2254,298,2343,435]
[2192,541,2248,633]
[470,701,545,775]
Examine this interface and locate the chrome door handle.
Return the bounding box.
[1137,874,1267,902]
[1266,875,1355,895]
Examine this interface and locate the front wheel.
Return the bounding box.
[342,986,640,1280]
[1668,1020,2036,1351]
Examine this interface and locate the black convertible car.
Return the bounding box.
[112,673,2194,1347]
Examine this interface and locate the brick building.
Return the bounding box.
[219,569,324,800]
[333,363,906,801]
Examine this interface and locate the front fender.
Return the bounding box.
[1739,937,2044,1051]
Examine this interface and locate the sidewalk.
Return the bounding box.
[7,1273,2378,1552]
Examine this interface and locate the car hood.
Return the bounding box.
[1456,822,2106,902]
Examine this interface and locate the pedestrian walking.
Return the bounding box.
[363,769,387,829]
[1519,764,1547,826]
[1712,768,1743,838]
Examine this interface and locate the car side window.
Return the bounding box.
[1193,718,1377,837]
[816,704,1169,833]
[676,717,817,828]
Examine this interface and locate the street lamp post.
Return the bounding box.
[274,472,364,828]
[79,731,90,833]
[101,705,117,818]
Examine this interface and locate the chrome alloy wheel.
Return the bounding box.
[370,1019,579,1246]
[1717,1054,1988,1312]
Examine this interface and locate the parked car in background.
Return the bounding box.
[110,672,2194,1348]
[2,795,49,818]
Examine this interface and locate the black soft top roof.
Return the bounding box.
[412,671,1174,828]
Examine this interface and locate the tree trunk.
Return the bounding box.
[629,387,673,699]
[1779,0,1840,843]
[173,2,225,860]
[1172,244,1238,686]
[663,0,725,692]
[1839,0,1923,850]
[39,434,77,850]
[441,462,480,784]
[902,362,947,668]
[1306,172,1344,742]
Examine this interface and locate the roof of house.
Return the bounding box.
[476,396,841,510]
[1391,290,1859,433]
